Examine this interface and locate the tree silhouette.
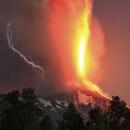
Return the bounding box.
[0,88,42,130]
[20,88,42,130]
[85,107,106,130]
[107,96,128,130]
[1,91,22,130]
[40,115,55,130]
[58,103,84,130]
[124,109,130,130]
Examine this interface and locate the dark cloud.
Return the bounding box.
[0,0,66,96]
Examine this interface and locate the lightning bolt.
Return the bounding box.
[7,23,44,72]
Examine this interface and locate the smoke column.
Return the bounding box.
[49,0,110,99]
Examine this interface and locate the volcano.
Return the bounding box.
[39,86,110,128]
[34,0,111,126]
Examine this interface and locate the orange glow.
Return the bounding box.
[73,0,110,99]
[49,0,110,100]
[73,0,93,79]
[83,80,110,99]
[74,12,90,77]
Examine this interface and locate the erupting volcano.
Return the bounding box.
[49,0,110,107]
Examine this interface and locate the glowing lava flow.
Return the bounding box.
[73,0,109,99]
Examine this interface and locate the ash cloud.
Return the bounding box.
[0,0,106,96]
[0,0,64,95]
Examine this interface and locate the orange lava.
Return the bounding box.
[73,0,110,99]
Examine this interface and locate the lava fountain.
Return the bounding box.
[49,0,110,102]
[73,0,109,99]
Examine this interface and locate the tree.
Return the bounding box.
[121,108,130,130]
[85,107,106,130]
[107,96,128,130]
[58,103,84,130]
[40,115,55,130]
[1,90,22,130]
[0,88,42,130]
[20,88,42,130]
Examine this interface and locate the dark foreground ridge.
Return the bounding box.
[0,87,129,130]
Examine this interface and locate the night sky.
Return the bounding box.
[0,0,130,104]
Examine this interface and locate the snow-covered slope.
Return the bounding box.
[38,90,110,127]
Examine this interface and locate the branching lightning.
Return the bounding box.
[7,23,44,71]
